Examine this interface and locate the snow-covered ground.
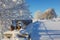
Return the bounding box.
[0,18,60,40]
[32,19,60,40]
[39,20,60,40]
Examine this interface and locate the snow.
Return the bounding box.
[0,0,32,34]
[37,19,60,30]
[12,0,17,2]
[1,29,28,40]
[0,18,60,40]
[1,0,60,40]
[25,19,60,40]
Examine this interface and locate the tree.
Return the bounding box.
[44,8,57,19]
[34,10,42,19]
[0,0,32,31]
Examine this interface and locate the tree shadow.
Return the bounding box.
[25,21,41,40]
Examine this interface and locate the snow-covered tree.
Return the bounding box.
[34,10,42,20]
[0,0,32,32]
[0,0,32,19]
[44,8,57,19]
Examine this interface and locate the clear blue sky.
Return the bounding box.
[26,0,60,16]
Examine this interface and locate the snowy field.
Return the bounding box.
[32,19,60,40]
[0,19,60,40]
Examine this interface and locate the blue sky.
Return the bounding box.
[26,0,60,16]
